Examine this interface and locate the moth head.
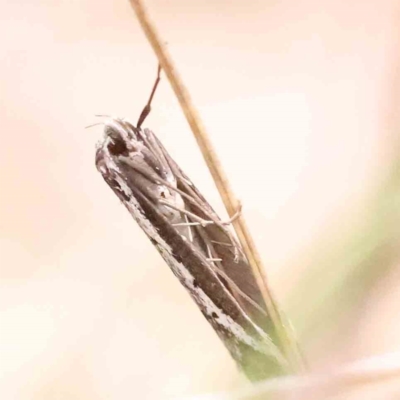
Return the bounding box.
[103,118,140,157]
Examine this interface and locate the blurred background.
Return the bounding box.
[1,0,400,399]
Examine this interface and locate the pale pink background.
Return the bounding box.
[1,1,400,399]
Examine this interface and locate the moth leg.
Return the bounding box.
[209,239,239,262]
[120,159,243,259]
[208,260,268,316]
[201,228,262,313]
[151,174,242,247]
[144,137,245,257]
[224,203,242,225]
[164,200,242,227]
[214,203,241,262]
[172,221,204,227]
[162,198,243,261]
[184,214,194,242]
[150,175,224,224]
[159,200,211,227]
[206,243,222,263]
[202,231,262,314]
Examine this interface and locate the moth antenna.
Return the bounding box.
[137,64,162,129]
[85,122,105,129]
[86,114,115,129]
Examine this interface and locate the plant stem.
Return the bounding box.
[127,0,304,373]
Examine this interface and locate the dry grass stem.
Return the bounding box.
[127,0,303,371]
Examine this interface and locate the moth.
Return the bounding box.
[95,67,287,379]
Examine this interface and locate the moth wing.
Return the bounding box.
[148,130,270,328]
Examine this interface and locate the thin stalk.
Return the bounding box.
[127,0,303,372]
